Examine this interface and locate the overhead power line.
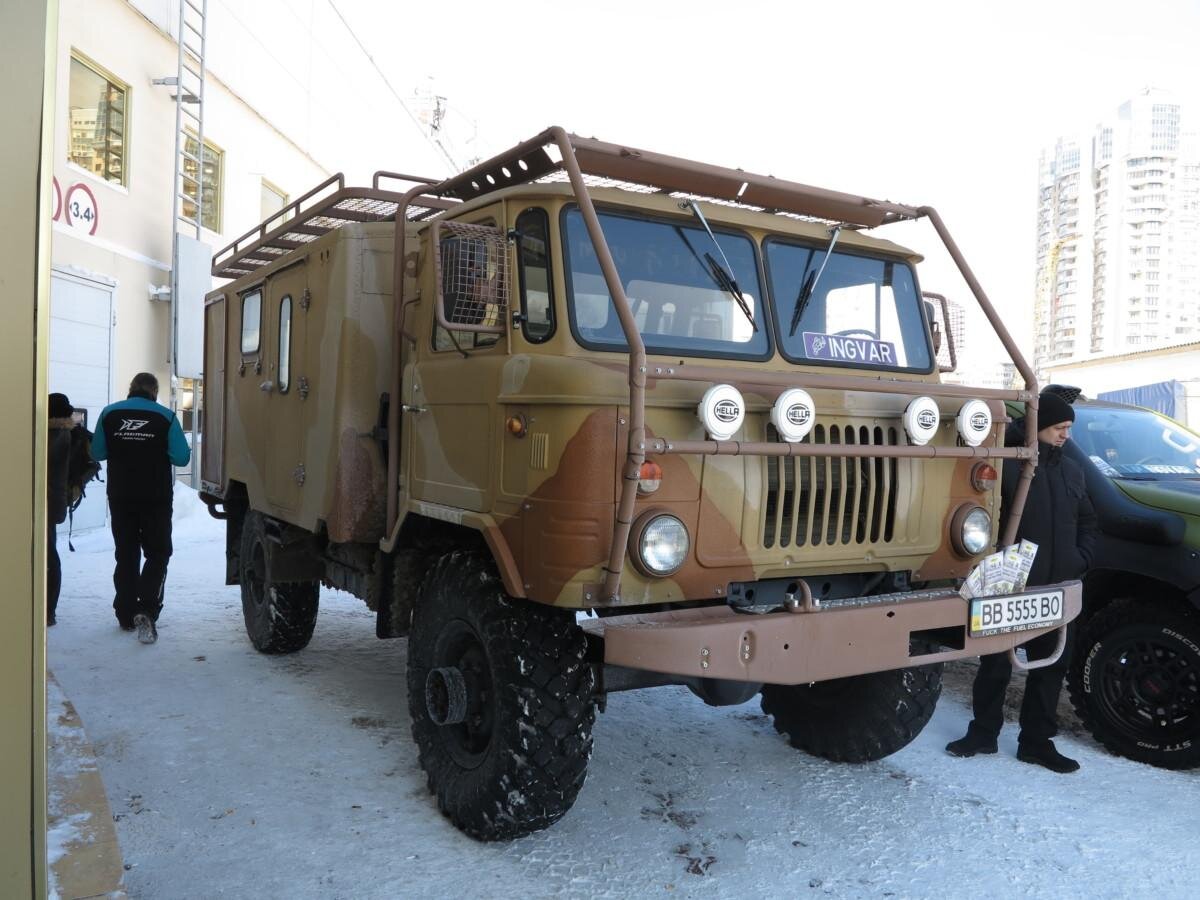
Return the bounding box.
[324,0,459,172]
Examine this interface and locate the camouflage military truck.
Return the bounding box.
[199,127,1082,840]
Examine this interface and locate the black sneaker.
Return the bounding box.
[946,731,998,757]
[47,614,57,627]
[1017,739,1079,773]
[118,619,136,632]
[133,614,158,645]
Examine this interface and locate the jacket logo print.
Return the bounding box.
[118,418,150,432]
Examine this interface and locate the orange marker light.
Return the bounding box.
[970,462,998,493]
[638,461,663,494]
[506,414,528,437]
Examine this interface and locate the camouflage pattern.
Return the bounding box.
[202,180,1080,684]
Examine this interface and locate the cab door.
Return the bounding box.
[263,262,307,512]
[408,211,508,512]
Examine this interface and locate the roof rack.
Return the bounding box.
[211,173,457,280]
[425,128,923,228]
[213,128,929,280]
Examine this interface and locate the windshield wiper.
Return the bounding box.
[788,225,842,337]
[683,201,757,332]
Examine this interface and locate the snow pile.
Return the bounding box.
[48,487,1200,898]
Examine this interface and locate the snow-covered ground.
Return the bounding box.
[49,487,1199,899]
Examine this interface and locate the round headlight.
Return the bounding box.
[635,514,690,576]
[960,507,992,556]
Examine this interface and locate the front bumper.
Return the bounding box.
[583,580,1083,685]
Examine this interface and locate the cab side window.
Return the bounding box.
[516,208,555,342]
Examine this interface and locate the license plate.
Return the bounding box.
[969,589,1065,638]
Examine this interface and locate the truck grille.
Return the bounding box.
[762,423,900,548]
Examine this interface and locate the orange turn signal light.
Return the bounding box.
[970,462,998,493]
[506,414,528,438]
[637,460,663,494]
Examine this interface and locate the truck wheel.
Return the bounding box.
[407,551,595,841]
[1068,596,1200,769]
[238,510,319,654]
[760,660,943,762]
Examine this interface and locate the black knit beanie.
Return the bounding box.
[1037,391,1076,430]
[49,393,74,419]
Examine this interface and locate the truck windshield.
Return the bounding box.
[1073,405,1200,479]
[764,239,932,372]
[562,207,770,359]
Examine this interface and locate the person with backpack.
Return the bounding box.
[46,393,75,626]
[92,373,191,644]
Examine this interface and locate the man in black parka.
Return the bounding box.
[946,391,1099,772]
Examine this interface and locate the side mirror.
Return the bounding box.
[925,302,944,355]
[923,292,957,373]
[434,222,509,335]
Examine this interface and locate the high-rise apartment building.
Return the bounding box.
[1033,89,1200,380]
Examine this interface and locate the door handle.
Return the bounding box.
[401,404,427,414]
[260,380,275,392]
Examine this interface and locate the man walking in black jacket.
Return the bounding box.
[946,391,1099,772]
[92,373,191,644]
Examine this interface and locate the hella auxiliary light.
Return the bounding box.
[630,512,690,577]
[902,396,940,446]
[956,399,993,447]
[698,383,745,441]
[770,388,816,443]
[951,505,993,557]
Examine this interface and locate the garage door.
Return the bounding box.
[50,270,113,533]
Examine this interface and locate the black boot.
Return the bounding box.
[1017,739,1079,773]
[946,728,998,757]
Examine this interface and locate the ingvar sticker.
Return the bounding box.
[803,331,897,365]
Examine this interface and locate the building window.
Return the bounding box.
[261,179,290,223]
[68,54,127,185]
[183,134,223,232]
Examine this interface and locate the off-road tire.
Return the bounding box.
[407,551,595,841]
[238,510,319,654]
[760,660,943,762]
[1068,596,1200,769]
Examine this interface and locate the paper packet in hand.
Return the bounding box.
[959,564,985,600]
[980,551,1005,595]
[1014,539,1038,591]
[999,544,1023,593]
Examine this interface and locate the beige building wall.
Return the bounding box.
[52,0,334,411]
[0,0,55,895]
